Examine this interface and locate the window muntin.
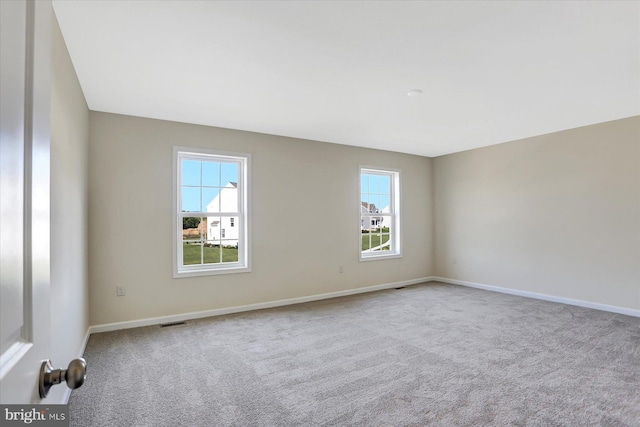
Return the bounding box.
[174,148,250,277]
[360,167,400,260]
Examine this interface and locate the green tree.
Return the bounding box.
[182,217,201,230]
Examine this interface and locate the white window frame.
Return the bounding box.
[359,166,401,261]
[173,147,251,277]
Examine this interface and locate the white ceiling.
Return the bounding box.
[52,1,639,157]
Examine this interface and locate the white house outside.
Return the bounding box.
[206,182,240,246]
[361,201,391,230]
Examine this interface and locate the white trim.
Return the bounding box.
[359,253,403,262]
[173,264,251,278]
[89,277,434,333]
[431,276,640,318]
[62,328,91,404]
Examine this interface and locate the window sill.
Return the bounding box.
[359,253,402,262]
[173,265,251,279]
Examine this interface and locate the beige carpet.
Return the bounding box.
[69,282,640,426]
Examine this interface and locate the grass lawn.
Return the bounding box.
[183,243,238,264]
[361,232,390,251]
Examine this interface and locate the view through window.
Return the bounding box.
[360,167,401,260]
[174,148,250,276]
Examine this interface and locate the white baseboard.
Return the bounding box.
[88,274,637,340]
[431,276,640,318]
[89,277,434,334]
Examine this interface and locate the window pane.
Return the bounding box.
[362,195,371,213]
[202,188,220,213]
[370,233,383,249]
[223,216,237,232]
[203,242,221,264]
[221,162,238,187]
[206,216,221,242]
[183,241,202,265]
[181,187,201,212]
[220,187,238,212]
[379,195,390,212]
[361,231,371,251]
[379,175,390,195]
[182,217,202,241]
[181,160,201,186]
[202,161,220,187]
[367,194,379,213]
[221,242,239,263]
[368,174,379,194]
[379,233,391,251]
[360,174,369,193]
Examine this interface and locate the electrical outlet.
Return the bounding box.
[338,265,344,273]
[116,286,126,296]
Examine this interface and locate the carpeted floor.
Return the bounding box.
[69,282,640,426]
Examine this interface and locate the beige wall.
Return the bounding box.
[50,14,90,401]
[88,112,433,325]
[433,117,640,311]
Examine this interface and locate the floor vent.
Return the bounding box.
[160,321,186,328]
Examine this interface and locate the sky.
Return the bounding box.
[361,173,390,212]
[181,160,238,213]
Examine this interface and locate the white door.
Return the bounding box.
[0,0,53,403]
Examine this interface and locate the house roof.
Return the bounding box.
[362,201,378,213]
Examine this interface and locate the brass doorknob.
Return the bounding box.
[39,358,87,398]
